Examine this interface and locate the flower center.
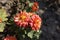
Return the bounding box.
[20,15,26,20]
[35,20,40,23]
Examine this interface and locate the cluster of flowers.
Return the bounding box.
[14,11,42,31]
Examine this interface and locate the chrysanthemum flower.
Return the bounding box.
[4,36,17,40]
[29,12,42,31]
[32,2,39,11]
[14,11,30,28]
[34,2,38,6]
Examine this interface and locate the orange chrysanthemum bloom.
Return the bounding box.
[4,36,17,40]
[34,2,38,6]
[29,12,42,31]
[14,11,30,27]
[32,2,39,11]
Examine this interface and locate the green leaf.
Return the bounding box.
[0,8,8,21]
[0,8,8,32]
[29,3,33,7]
[26,7,31,12]
[22,35,25,38]
[34,31,42,39]
[0,23,5,32]
[27,31,34,38]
